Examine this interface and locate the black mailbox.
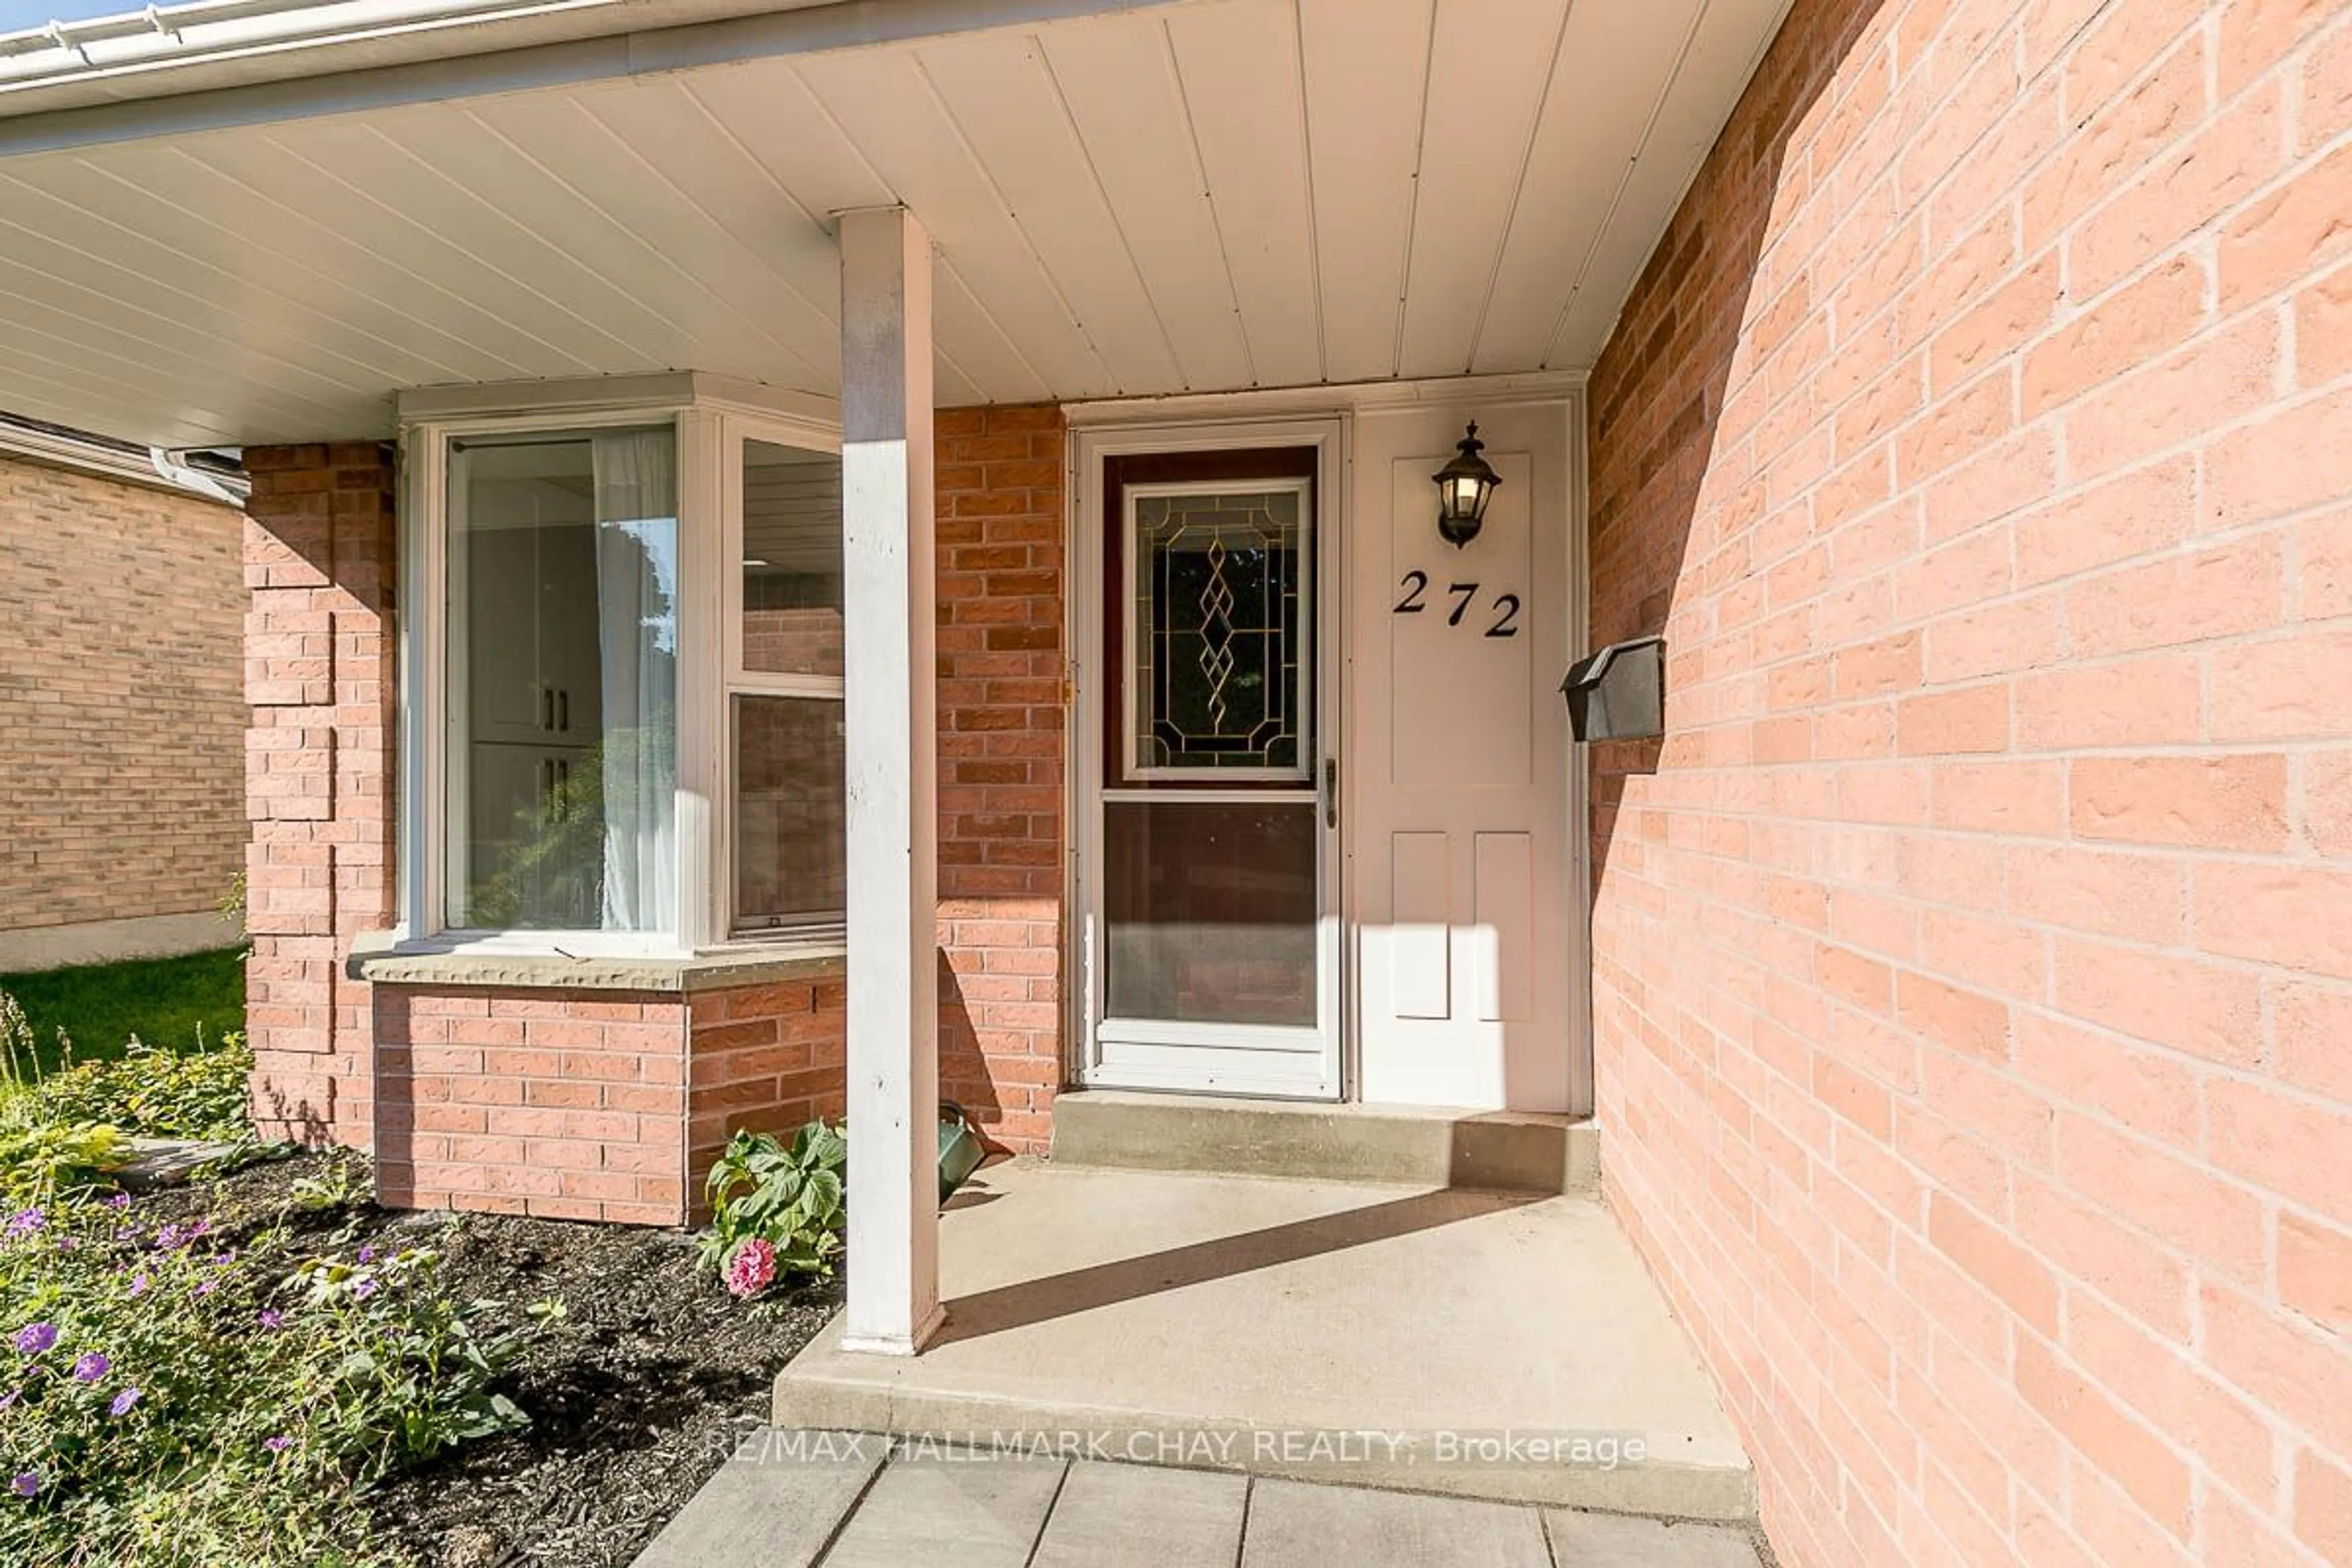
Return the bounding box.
[1560,636,1665,742]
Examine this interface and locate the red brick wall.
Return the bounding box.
[1587,2,2352,1565]
[366,978,848,1227]
[742,607,846,677]
[243,444,397,1145]
[935,404,1066,1153]
[687,978,849,1177]
[0,455,244,935]
[372,988,690,1224]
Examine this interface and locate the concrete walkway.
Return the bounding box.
[633,1432,1770,1568]
[773,1160,1752,1520]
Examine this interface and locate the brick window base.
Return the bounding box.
[372,979,846,1226]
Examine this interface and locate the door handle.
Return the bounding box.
[1323,758,1338,829]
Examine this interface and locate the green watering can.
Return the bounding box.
[938,1101,984,1204]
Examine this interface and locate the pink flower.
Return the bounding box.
[724,1237,777,1299]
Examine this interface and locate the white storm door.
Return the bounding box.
[1080,440,1342,1100]
[1351,402,1577,1112]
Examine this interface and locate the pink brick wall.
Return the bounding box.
[1588,2,2352,1566]
[243,444,397,1145]
[0,454,244,935]
[373,988,692,1225]
[688,978,849,1177]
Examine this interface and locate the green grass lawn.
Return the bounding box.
[0,947,247,1072]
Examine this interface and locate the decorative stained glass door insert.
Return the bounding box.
[1126,485,1308,779]
[1089,450,1339,1099]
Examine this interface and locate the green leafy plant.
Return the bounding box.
[0,1191,556,1566]
[0,1121,129,1205]
[287,1159,370,1215]
[0,995,129,1204]
[696,1120,846,1290]
[282,1246,559,1479]
[29,1032,254,1143]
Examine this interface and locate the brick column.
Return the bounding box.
[934,403,1067,1153]
[243,443,397,1147]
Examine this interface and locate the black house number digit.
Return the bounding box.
[1391,573,1523,637]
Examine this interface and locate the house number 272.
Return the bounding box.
[1393,570,1521,638]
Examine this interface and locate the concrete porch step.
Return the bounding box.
[1049,1090,1600,1193]
[774,1159,1751,1523]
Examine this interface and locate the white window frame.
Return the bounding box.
[719,410,848,944]
[394,373,842,958]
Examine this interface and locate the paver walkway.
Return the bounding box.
[633,1431,1770,1568]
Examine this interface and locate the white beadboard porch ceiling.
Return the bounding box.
[0,0,1792,448]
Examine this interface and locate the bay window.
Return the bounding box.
[401,376,847,954]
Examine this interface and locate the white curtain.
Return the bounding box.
[590,431,680,934]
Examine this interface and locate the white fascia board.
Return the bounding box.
[0,0,1188,154]
[396,371,839,430]
[1060,368,1591,428]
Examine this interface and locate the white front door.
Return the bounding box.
[1348,400,1581,1113]
[1074,423,1344,1099]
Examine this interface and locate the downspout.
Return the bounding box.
[0,412,249,505]
[151,445,249,507]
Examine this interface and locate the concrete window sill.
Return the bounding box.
[345,932,846,994]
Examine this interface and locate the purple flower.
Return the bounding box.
[350,1278,378,1302]
[126,1273,150,1298]
[193,1280,218,1297]
[10,1472,34,1498]
[6,1209,43,1237]
[211,1252,237,1268]
[154,1219,209,1251]
[71,1352,108,1383]
[263,1436,292,1453]
[357,1245,377,1264]
[105,1193,131,1212]
[108,1387,140,1417]
[12,1324,56,1356]
[257,1310,285,1331]
[0,1389,18,1411]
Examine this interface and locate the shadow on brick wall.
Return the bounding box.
[937,950,1007,1151]
[1585,0,1887,896]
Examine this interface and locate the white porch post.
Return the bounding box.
[837,205,943,1355]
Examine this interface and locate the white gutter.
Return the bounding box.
[0,413,247,505]
[0,0,627,91]
[0,0,1178,154]
[150,447,249,506]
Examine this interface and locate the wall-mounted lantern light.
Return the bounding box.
[1433,420,1501,548]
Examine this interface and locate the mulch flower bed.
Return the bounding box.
[141,1148,841,1568]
